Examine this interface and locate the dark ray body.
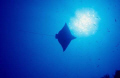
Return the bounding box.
[55,23,76,51]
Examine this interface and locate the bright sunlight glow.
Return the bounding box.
[69,8,100,37]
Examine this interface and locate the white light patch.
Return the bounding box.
[69,9,100,37]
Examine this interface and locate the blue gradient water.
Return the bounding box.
[0,0,120,78]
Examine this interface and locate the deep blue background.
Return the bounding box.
[0,0,120,78]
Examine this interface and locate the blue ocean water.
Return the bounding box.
[0,0,120,78]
